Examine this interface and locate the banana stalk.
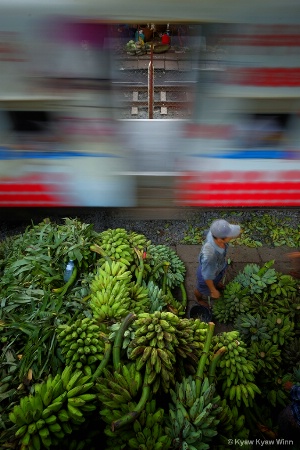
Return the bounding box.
[195,322,215,397]
[90,244,113,263]
[208,346,227,384]
[179,282,187,309]
[111,373,151,431]
[134,247,145,287]
[149,261,168,282]
[92,340,112,382]
[113,313,136,372]
[162,262,170,295]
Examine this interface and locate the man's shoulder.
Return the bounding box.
[200,241,216,257]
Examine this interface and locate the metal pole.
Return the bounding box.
[148,42,154,119]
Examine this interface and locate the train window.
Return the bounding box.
[5,110,60,149]
[235,113,290,148]
[8,111,52,133]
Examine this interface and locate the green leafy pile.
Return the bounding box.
[181,211,300,247]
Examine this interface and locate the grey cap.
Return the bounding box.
[210,219,241,239]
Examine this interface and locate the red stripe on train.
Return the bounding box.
[0,175,71,206]
[227,68,300,87]
[176,176,300,206]
[221,34,300,47]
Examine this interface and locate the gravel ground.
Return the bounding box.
[1,208,300,246]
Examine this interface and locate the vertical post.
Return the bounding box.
[148,42,154,119]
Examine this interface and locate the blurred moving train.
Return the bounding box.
[1,0,300,208]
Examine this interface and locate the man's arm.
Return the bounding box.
[205,279,220,299]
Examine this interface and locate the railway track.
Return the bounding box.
[115,83,194,116]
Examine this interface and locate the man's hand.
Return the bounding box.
[283,381,293,391]
[210,288,221,299]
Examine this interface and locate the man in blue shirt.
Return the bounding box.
[278,382,300,444]
[194,219,241,307]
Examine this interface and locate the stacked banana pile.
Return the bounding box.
[128,400,172,450]
[9,366,96,449]
[213,331,261,408]
[213,261,300,324]
[166,376,222,450]
[96,364,142,421]
[56,318,105,375]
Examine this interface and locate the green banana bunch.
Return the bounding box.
[108,321,135,355]
[129,282,151,314]
[128,231,151,252]
[282,337,300,367]
[166,376,222,449]
[248,339,282,381]
[128,231,152,280]
[215,399,250,446]
[225,381,261,409]
[56,317,106,374]
[90,260,132,322]
[269,273,298,299]
[212,331,259,408]
[164,289,186,317]
[96,363,143,425]
[146,280,168,313]
[291,362,300,383]
[265,386,289,408]
[174,318,207,375]
[94,228,134,266]
[233,313,271,343]
[148,244,186,289]
[8,367,96,449]
[263,314,295,346]
[273,295,300,320]
[235,260,277,294]
[128,399,172,450]
[129,311,180,393]
[213,281,251,324]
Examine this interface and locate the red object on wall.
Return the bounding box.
[161,34,170,45]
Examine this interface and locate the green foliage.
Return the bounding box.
[181,211,300,248]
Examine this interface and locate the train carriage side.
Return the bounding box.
[176,23,300,207]
[0,12,135,207]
